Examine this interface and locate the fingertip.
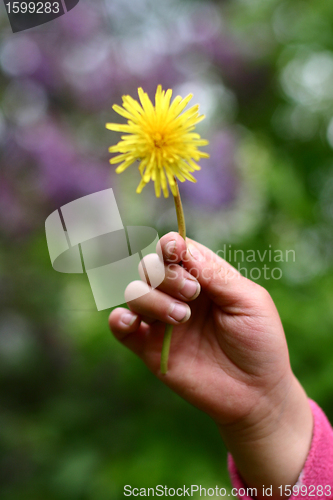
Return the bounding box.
[125,280,151,304]
[160,232,187,262]
[109,307,141,340]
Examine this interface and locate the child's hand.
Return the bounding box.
[109,232,313,497]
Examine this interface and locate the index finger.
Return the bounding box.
[159,231,187,264]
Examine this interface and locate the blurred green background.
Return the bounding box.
[1,0,333,498]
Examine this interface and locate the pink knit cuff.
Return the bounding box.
[228,399,333,500]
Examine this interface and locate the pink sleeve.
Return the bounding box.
[228,399,333,499]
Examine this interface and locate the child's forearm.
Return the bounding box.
[218,376,313,500]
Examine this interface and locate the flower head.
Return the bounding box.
[106,85,209,198]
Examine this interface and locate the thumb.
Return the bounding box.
[183,238,265,312]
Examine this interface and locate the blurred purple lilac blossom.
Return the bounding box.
[16,120,109,206]
[181,131,238,211]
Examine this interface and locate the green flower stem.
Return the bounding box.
[160,180,186,375]
[160,323,173,375]
[173,180,186,240]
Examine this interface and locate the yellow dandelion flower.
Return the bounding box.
[106,85,209,198]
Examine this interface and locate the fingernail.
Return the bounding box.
[188,243,204,261]
[165,240,176,259]
[121,312,137,326]
[169,302,191,323]
[180,278,201,300]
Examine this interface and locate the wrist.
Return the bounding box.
[218,375,313,499]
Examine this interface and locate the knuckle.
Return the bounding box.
[256,283,271,301]
[248,282,272,307]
